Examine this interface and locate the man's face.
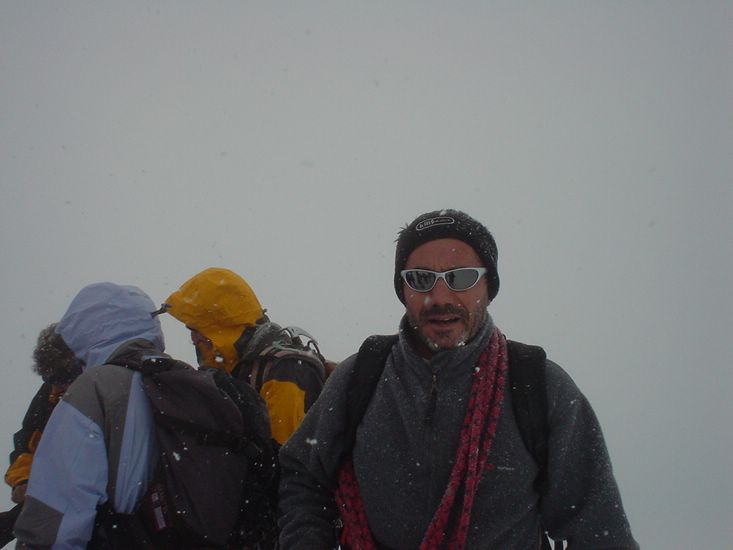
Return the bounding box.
[403,238,490,354]
[190,329,211,349]
[189,328,215,367]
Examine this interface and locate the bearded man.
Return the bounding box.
[278,209,638,550]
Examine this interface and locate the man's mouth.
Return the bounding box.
[425,315,462,327]
[418,305,467,332]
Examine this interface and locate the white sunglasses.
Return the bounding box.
[400,267,487,292]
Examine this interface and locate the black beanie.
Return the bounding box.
[394,209,499,303]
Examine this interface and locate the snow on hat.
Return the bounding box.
[394,209,500,303]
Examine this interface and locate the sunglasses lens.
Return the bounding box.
[445,268,480,291]
[402,268,484,292]
[404,270,437,291]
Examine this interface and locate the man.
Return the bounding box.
[12,283,167,548]
[0,324,80,547]
[278,209,639,549]
[163,267,327,446]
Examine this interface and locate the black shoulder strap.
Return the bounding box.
[343,335,399,454]
[507,340,549,495]
[508,342,560,549]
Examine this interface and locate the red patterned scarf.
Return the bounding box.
[335,327,508,550]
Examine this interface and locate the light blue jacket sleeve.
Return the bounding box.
[15,399,108,550]
[112,371,157,513]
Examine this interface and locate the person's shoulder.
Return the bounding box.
[29,380,54,402]
[322,334,398,390]
[328,351,357,375]
[505,340,586,409]
[543,357,575,385]
[64,364,137,408]
[540,357,600,427]
[505,339,576,387]
[542,357,584,394]
[83,362,137,384]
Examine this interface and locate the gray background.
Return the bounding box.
[1,2,731,548]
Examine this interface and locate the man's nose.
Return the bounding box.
[428,277,455,302]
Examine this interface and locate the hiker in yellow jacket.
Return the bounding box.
[163,267,327,445]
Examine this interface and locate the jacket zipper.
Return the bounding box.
[424,371,438,427]
[423,368,439,527]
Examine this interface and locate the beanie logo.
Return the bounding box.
[415,216,455,232]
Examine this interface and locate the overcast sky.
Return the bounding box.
[1,2,731,548]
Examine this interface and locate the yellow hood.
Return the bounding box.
[166,267,263,373]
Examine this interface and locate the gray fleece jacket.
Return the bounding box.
[278,316,638,549]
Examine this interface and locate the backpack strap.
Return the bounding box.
[343,335,398,455]
[507,340,562,549]
[244,327,327,394]
[506,340,549,496]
